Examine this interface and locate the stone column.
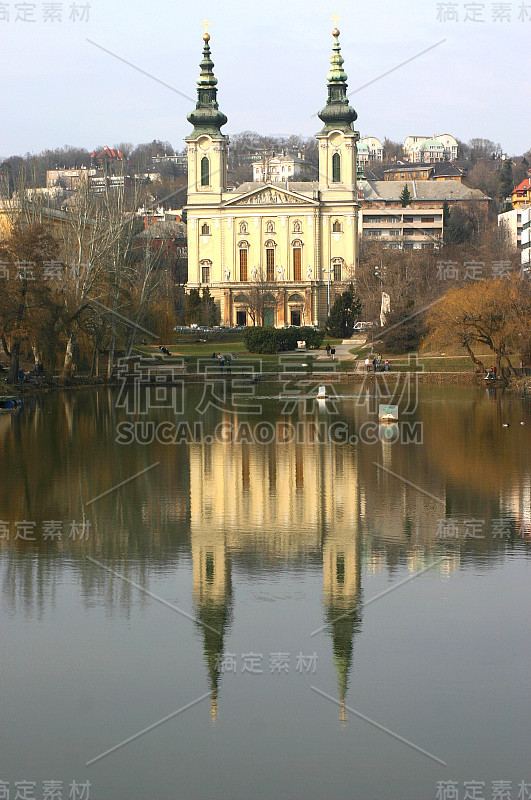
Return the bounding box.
[223,290,231,326]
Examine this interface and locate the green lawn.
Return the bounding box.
[133,335,345,373]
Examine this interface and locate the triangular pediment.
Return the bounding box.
[223,184,318,207]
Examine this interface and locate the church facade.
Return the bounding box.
[184,26,360,328]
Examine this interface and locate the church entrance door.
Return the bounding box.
[263,307,275,327]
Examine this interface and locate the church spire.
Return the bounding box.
[318,26,358,134]
[187,25,228,139]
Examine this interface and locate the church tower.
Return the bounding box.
[315,24,361,286]
[316,25,359,194]
[186,25,229,204]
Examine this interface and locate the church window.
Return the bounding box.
[332,152,341,183]
[332,258,343,282]
[292,242,302,282]
[332,219,342,233]
[201,223,211,236]
[201,156,210,186]
[201,260,212,284]
[239,247,248,282]
[266,247,275,281]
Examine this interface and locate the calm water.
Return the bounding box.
[0,381,530,800]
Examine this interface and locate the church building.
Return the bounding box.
[184,24,360,328]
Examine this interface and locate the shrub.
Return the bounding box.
[300,327,325,349]
[243,326,325,354]
[244,326,278,354]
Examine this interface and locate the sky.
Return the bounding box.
[0,0,529,159]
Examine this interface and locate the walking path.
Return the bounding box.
[316,337,365,365]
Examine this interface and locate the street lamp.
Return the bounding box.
[322,265,334,317]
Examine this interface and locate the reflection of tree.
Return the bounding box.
[1,383,526,627]
[421,388,529,496]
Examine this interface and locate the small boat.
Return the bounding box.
[378,404,399,422]
[0,396,23,413]
[379,412,398,423]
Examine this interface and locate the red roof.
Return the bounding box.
[513,177,531,195]
[91,146,124,161]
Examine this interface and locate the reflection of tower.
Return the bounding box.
[323,526,362,720]
[191,528,232,721]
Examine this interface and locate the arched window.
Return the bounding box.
[332,152,341,183]
[332,219,342,233]
[266,220,275,234]
[292,220,302,233]
[201,223,210,236]
[201,157,210,187]
[332,258,343,282]
[239,221,248,235]
[292,240,303,282]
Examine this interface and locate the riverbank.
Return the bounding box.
[3,370,528,397]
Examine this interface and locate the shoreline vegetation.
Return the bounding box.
[2,360,528,397]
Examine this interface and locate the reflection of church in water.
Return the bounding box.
[189,425,362,720]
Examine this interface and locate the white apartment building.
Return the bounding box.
[357,137,384,164]
[498,207,525,250]
[252,151,314,183]
[521,206,531,266]
[403,134,458,163]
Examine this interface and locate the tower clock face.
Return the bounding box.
[198,136,212,152]
[329,131,344,148]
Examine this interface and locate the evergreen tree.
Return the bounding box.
[381,306,425,353]
[185,288,202,325]
[498,160,514,200]
[399,184,412,207]
[200,287,220,327]
[325,286,362,338]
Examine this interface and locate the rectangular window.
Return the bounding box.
[201,265,210,283]
[293,248,302,281]
[333,262,342,281]
[240,249,248,282]
[421,217,435,223]
[266,248,275,282]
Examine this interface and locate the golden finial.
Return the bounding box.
[202,17,212,40]
[332,13,341,35]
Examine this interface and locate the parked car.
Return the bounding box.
[353,321,376,331]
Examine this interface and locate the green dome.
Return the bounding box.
[318,29,358,134]
[187,34,228,138]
